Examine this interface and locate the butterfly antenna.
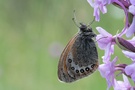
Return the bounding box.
[72,10,79,28]
[87,17,95,27]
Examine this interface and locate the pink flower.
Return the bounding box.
[122,51,135,61]
[126,16,135,37]
[96,27,115,62]
[126,1,135,37]
[125,62,135,82]
[113,74,133,90]
[87,0,112,21]
[98,57,118,89]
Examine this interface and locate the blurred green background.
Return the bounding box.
[0,0,126,90]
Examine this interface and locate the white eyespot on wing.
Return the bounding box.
[70,61,98,75]
[66,52,76,78]
[65,51,99,81]
[66,52,73,64]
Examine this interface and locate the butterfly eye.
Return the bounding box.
[80,27,87,32]
[80,23,87,32]
[87,28,92,32]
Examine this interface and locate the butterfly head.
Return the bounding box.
[79,23,96,38]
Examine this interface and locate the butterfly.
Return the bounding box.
[58,17,99,83]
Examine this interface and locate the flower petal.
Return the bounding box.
[122,51,135,61]
[96,35,112,50]
[125,63,135,82]
[125,63,135,75]
[87,0,94,7]
[96,27,112,36]
[129,5,135,15]
[87,0,111,21]
[103,43,112,62]
[100,5,107,14]
[113,74,131,90]
[126,16,135,37]
[98,57,118,89]
[130,0,135,5]
[94,6,100,21]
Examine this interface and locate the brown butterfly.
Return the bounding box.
[58,20,99,83]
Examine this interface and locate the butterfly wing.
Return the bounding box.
[58,33,99,83]
[58,34,78,82]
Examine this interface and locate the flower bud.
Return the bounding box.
[115,37,135,52]
[113,0,131,9]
